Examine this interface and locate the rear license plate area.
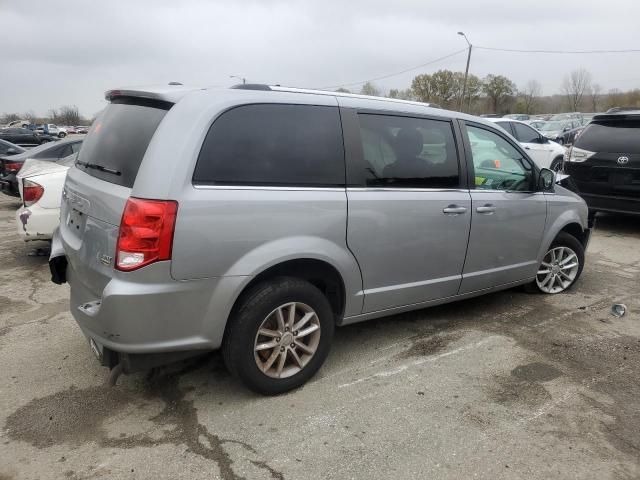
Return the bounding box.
[67,207,85,232]
[612,169,640,195]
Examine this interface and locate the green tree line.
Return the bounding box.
[339,68,640,115]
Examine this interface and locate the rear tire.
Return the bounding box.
[525,232,585,294]
[223,277,334,395]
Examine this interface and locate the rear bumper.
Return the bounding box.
[16,205,59,241]
[64,259,248,355]
[580,193,640,216]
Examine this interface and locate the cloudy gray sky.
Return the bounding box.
[1,0,640,117]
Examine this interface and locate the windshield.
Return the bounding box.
[540,121,565,131]
[575,120,640,154]
[76,99,170,187]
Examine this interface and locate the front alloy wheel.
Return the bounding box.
[536,246,580,293]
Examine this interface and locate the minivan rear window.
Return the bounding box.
[75,98,170,187]
[193,104,345,187]
[575,120,640,154]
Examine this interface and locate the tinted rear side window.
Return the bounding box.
[575,120,640,154]
[76,99,169,187]
[357,114,460,188]
[193,104,345,186]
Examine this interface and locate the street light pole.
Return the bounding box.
[457,32,472,112]
[229,75,246,84]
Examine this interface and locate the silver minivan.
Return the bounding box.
[50,84,591,394]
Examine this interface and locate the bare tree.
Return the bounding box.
[589,84,602,112]
[22,110,37,123]
[520,80,542,114]
[562,68,592,111]
[58,105,80,125]
[1,113,21,125]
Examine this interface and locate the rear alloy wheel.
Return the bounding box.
[529,232,584,294]
[223,277,334,395]
[254,302,321,379]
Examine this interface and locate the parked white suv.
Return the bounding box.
[488,118,566,172]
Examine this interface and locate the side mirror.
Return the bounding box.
[538,136,548,144]
[539,168,555,192]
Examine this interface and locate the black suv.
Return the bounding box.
[564,111,640,215]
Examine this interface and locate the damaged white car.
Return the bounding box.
[16,153,76,241]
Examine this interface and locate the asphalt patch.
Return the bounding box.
[4,358,284,480]
[396,331,463,359]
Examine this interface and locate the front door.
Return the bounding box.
[460,122,547,293]
[343,110,471,313]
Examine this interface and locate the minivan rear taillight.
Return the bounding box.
[115,198,178,271]
[23,179,45,207]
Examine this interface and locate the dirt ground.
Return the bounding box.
[0,193,639,480]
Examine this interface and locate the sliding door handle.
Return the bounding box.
[443,205,468,215]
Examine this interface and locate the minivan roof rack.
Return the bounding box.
[230,84,272,91]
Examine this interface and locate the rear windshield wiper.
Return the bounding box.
[76,160,121,176]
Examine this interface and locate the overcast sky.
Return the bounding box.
[2,0,640,117]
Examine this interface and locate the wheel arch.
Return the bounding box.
[224,258,351,344]
[538,208,589,263]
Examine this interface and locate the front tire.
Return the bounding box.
[526,232,585,294]
[58,132,66,138]
[223,277,335,395]
[550,156,564,173]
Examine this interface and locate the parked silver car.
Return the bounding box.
[50,84,591,394]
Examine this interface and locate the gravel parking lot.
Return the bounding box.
[0,193,639,480]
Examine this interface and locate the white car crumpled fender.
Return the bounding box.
[15,156,74,241]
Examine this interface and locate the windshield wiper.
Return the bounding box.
[76,160,121,176]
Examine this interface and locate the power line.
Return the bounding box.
[475,46,640,54]
[318,48,467,90]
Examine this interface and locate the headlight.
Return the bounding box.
[566,146,595,163]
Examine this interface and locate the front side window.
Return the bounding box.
[466,125,534,192]
[513,123,540,143]
[357,114,459,188]
[194,104,344,187]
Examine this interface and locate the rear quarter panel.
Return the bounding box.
[136,89,363,317]
[171,187,363,317]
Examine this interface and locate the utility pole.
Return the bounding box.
[230,75,246,84]
[457,32,472,112]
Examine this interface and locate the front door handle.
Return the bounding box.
[443,205,468,215]
[524,146,531,150]
[476,204,496,214]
